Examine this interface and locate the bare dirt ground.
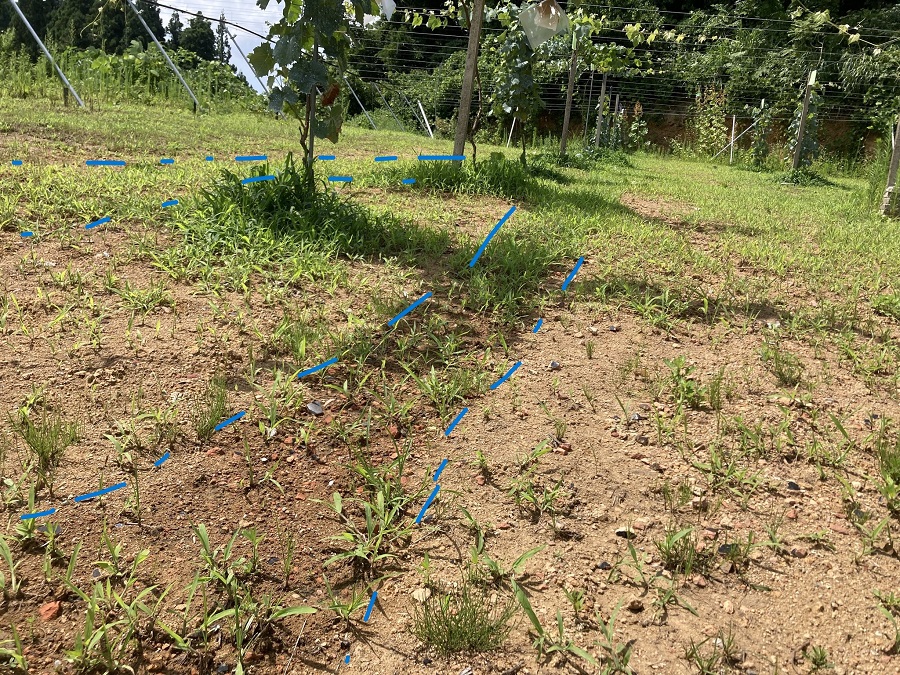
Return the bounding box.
[1,126,900,675]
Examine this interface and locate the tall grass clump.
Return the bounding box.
[381,153,541,201]
[410,573,517,654]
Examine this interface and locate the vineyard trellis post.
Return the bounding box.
[792,70,816,170]
[453,0,486,159]
[7,0,84,108]
[125,0,199,113]
[559,35,578,157]
[882,114,900,217]
[593,72,607,147]
[729,114,736,164]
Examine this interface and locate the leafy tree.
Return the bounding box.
[133,0,165,45]
[215,12,231,65]
[91,0,133,54]
[11,0,60,60]
[166,11,183,49]
[181,11,215,61]
[47,0,96,50]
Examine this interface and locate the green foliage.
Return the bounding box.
[627,102,649,152]
[747,102,774,169]
[250,0,386,162]
[680,86,728,157]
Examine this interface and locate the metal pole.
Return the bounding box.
[126,0,200,112]
[373,82,405,132]
[593,73,607,148]
[7,0,84,107]
[506,116,516,147]
[453,0,485,157]
[417,100,434,139]
[343,76,377,130]
[729,114,736,164]
[228,29,268,95]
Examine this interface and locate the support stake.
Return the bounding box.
[418,100,434,139]
[881,114,900,217]
[792,70,816,170]
[593,73,607,148]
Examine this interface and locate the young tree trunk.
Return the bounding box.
[559,46,578,157]
[454,0,486,159]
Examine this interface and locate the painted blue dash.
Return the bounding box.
[328,176,352,183]
[387,292,432,327]
[418,154,465,161]
[214,411,245,432]
[433,459,448,482]
[344,655,350,665]
[21,231,34,238]
[444,407,468,437]
[85,216,111,230]
[296,357,338,379]
[161,199,179,208]
[235,155,267,162]
[490,361,522,390]
[20,507,56,520]
[154,451,171,467]
[533,318,543,333]
[11,160,23,166]
[401,178,416,185]
[74,482,127,503]
[241,175,275,185]
[160,158,175,165]
[469,206,516,268]
[317,155,336,161]
[363,591,378,622]
[86,160,125,167]
[561,256,585,291]
[375,155,398,162]
[415,485,441,524]
[205,155,214,161]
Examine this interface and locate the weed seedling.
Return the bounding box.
[193,374,228,441]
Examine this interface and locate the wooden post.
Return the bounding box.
[612,92,620,148]
[729,114,736,164]
[453,0,486,158]
[881,115,900,217]
[507,116,516,148]
[593,72,607,147]
[559,42,578,157]
[792,70,816,170]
